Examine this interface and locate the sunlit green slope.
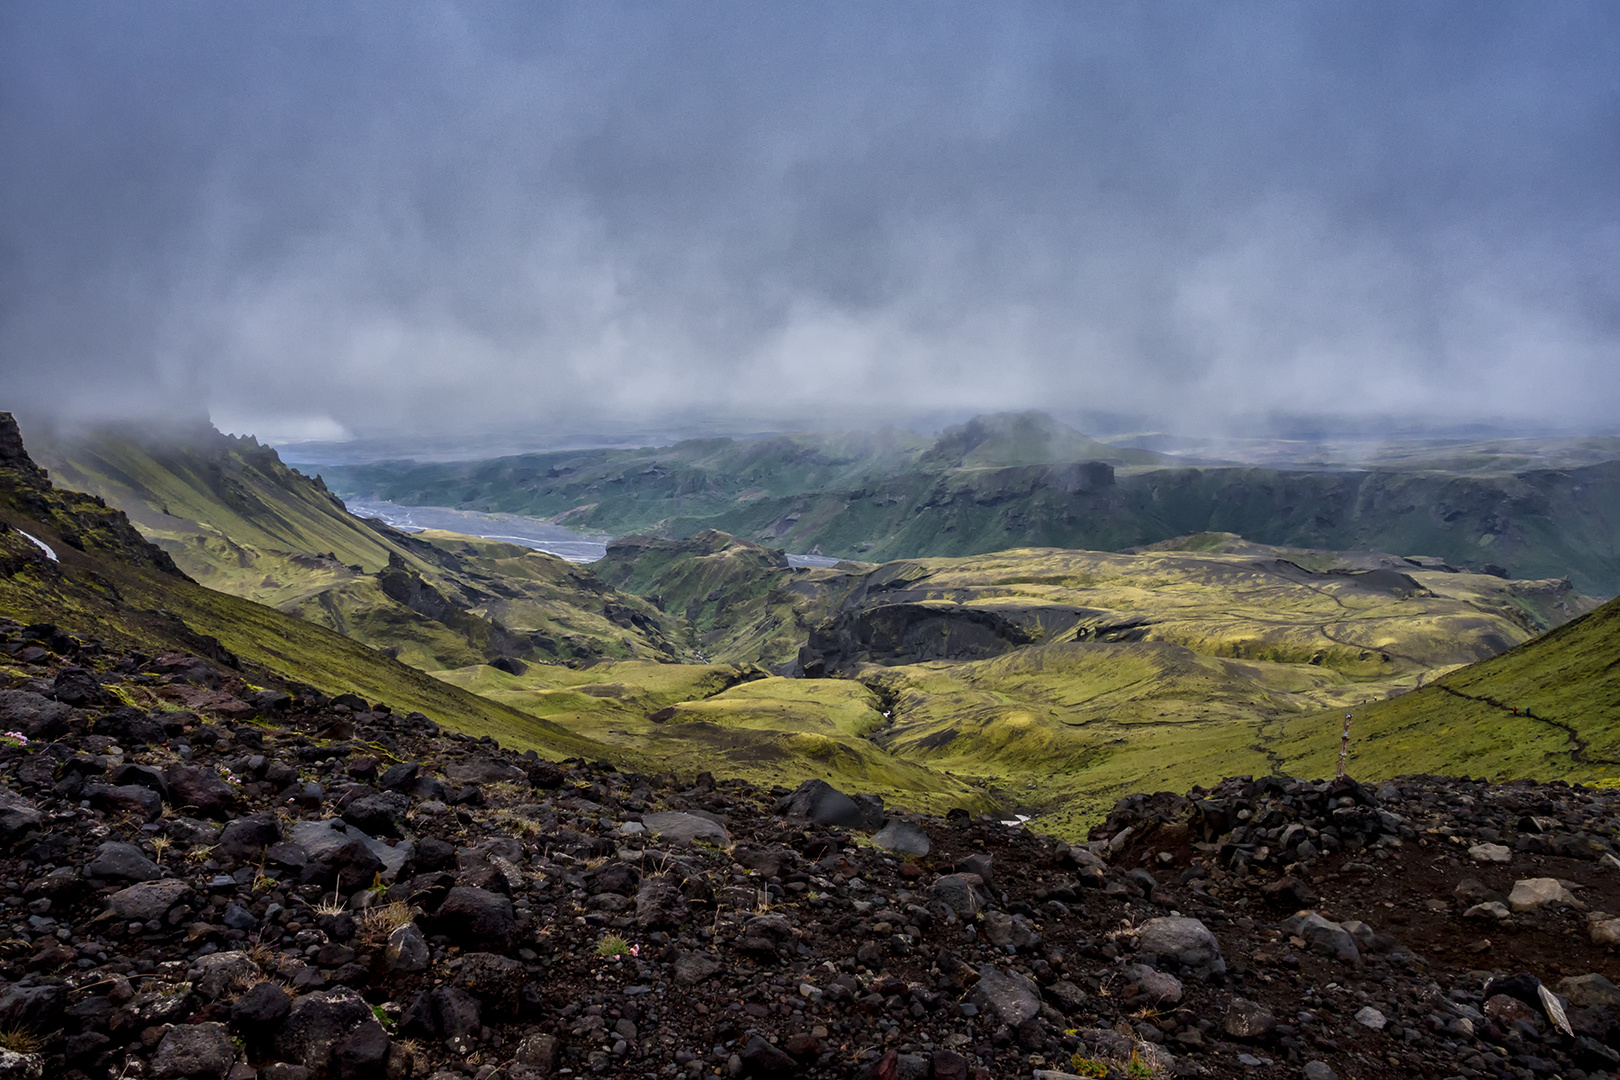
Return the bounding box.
[0,414,613,761]
[1270,593,1620,785]
[23,420,693,668]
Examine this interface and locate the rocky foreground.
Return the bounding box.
[0,618,1618,1080]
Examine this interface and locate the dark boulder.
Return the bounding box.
[92,708,166,745]
[301,839,384,891]
[341,792,409,839]
[231,981,292,1033]
[50,667,103,707]
[454,953,527,1017]
[775,779,872,829]
[110,762,170,798]
[218,812,282,858]
[274,988,373,1075]
[377,762,420,793]
[0,690,71,740]
[164,765,239,818]
[333,1019,390,1080]
[401,987,481,1042]
[434,887,515,948]
[0,788,43,844]
[739,1035,796,1077]
[84,841,161,882]
[151,1022,235,1080]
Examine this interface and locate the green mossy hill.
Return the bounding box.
[800,543,1594,682]
[434,659,995,816]
[433,537,1599,838]
[593,531,864,667]
[323,411,1620,594]
[27,418,398,573]
[23,419,692,668]
[1271,593,1620,786]
[0,413,610,761]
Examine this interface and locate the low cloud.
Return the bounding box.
[2,2,1617,440]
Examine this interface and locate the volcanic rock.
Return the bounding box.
[152,1023,236,1080]
[435,886,515,947]
[275,988,373,1074]
[641,810,729,846]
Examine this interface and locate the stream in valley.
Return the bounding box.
[345,499,843,567]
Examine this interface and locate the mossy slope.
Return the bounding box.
[434,660,994,816]
[1270,593,1620,785]
[592,531,863,667]
[24,420,692,668]
[0,414,614,761]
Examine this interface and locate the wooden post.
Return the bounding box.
[1338,712,1352,778]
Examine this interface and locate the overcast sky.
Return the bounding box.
[2,2,1618,442]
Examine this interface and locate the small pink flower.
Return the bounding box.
[628,944,640,957]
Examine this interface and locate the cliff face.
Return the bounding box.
[0,412,185,577]
[0,412,47,483]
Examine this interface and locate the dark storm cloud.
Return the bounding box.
[2,2,1618,439]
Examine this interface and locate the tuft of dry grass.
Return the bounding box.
[0,1026,41,1055]
[313,886,347,917]
[359,901,415,946]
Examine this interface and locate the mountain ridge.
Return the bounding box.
[316,411,1620,595]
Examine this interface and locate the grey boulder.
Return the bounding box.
[152,1022,236,1080]
[641,811,730,847]
[275,988,373,1073]
[1136,916,1225,976]
[85,842,161,882]
[386,924,430,973]
[217,813,282,858]
[674,951,724,986]
[434,886,516,947]
[1281,911,1362,966]
[188,951,262,1000]
[0,1051,41,1080]
[290,818,410,882]
[775,779,875,829]
[635,878,691,929]
[443,757,526,785]
[0,788,42,845]
[871,818,931,857]
[105,879,194,922]
[967,965,1042,1027]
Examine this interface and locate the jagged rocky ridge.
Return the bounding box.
[0,622,1618,1080]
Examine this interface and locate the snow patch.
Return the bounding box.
[16,530,57,562]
